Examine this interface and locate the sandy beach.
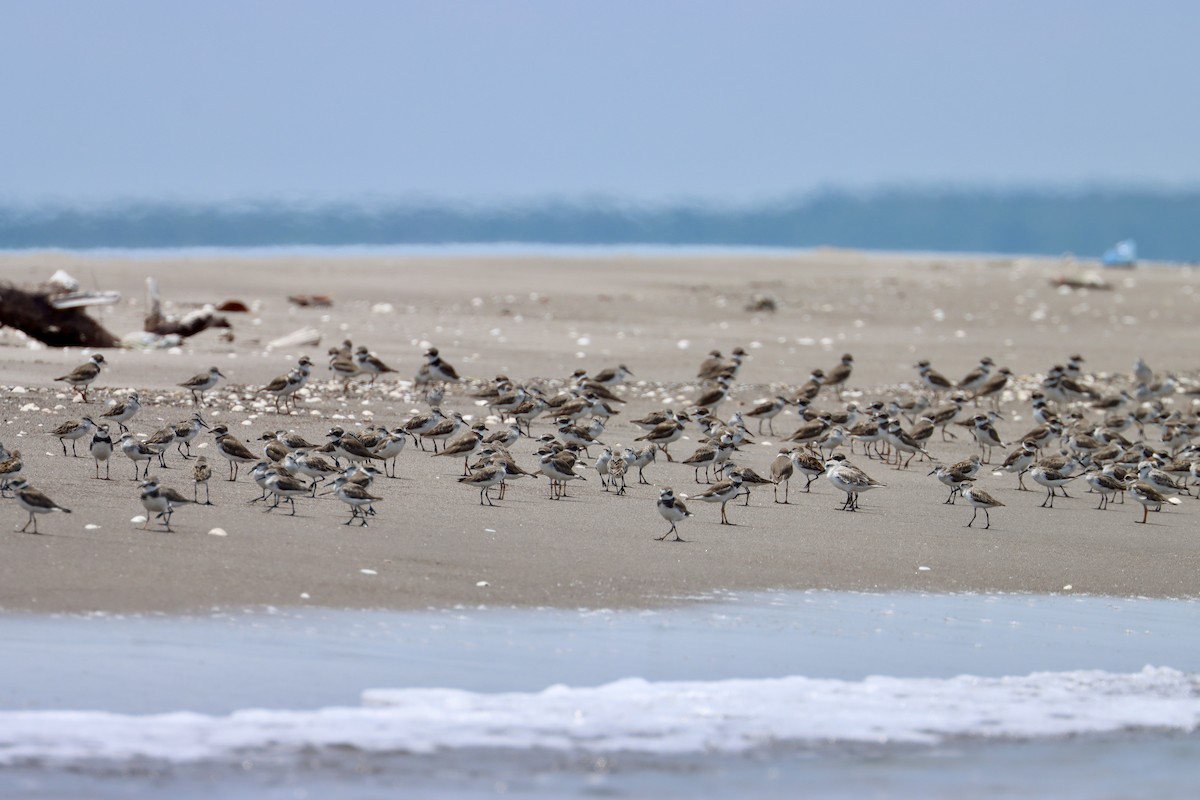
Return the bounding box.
[0,249,1197,613]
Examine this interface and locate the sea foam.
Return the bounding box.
[1,667,1197,765]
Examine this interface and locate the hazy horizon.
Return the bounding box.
[4,2,1199,206]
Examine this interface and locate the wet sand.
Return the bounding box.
[0,248,1197,612]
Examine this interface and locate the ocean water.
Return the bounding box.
[2,591,1198,798]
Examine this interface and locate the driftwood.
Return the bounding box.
[144,278,232,338]
[0,281,122,348]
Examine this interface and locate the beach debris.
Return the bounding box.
[208,527,228,537]
[122,331,185,350]
[0,273,122,348]
[131,515,147,525]
[216,300,250,313]
[289,294,333,307]
[371,302,395,314]
[917,566,931,571]
[1050,272,1112,291]
[476,581,490,587]
[144,278,232,339]
[360,569,378,575]
[267,327,322,350]
[84,523,101,530]
[745,294,778,312]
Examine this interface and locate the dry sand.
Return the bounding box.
[0,248,1197,613]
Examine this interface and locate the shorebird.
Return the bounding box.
[724,463,772,506]
[372,427,407,478]
[50,416,96,457]
[957,357,995,396]
[55,354,105,402]
[334,481,382,526]
[997,440,1038,490]
[915,360,953,399]
[1128,480,1182,523]
[696,350,726,381]
[90,425,114,479]
[9,479,71,534]
[693,376,732,412]
[179,366,225,405]
[824,353,854,398]
[100,393,141,433]
[354,347,398,384]
[625,444,657,485]
[1084,471,1125,510]
[173,414,209,459]
[419,411,465,454]
[326,427,385,466]
[655,487,692,541]
[745,396,790,435]
[590,364,633,386]
[769,448,793,503]
[970,414,1006,464]
[264,470,309,515]
[143,426,177,469]
[211,425,257,481]
[285,450,341,496]
[537,451,587,499]
[434,423,487,475]
[459,464,506,506]
[692,473,743,525]
[1030,465,1076,508]
[929,464,976,504]
[119,434,156,480]
[961,485,1003,529]
[423,347,461,384]
[193,456,213,504]
[263,366,305,413]
[138,479,192,532]
[824,456,885,511]
[633,417,685,462]
[0,450,24,496]
[790,449,826,493]
[792,369,825,403]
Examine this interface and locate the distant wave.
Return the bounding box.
[2,188,1199,260]
[2,667,1196,765]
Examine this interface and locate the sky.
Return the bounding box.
[2,1,1198,206]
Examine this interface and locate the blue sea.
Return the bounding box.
[2,591,1198,798]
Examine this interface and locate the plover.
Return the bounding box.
[434,423,487,475]
[590,364,633,386]
[179,366,225,405]
[961,485,1003,529]
[138,479,192,532]
[626,444,657,485]
[724,463,772,506]
[633,417,685,462]
[824,456,885,511]
[459,464,506,506]
[655,487,692,541]
[928,464,976,504]
[0,450,25,496]
[1128,480,1181,524]
[692,473,743,525]
[970,414,1006,464]
[915,360,953,399]
[326,427,385,466]
[100,392,141,433]
[173,414,209,460]
[1084,471,1125,510]
[693,376,732,412]
[884,420,930,469]
[51,416,97,457]
[792,370,825,403]
[537,451,587,500]
[1030,465,1076,508]
[90,424,114,480]
[419,411,465,454]
[353,346,398,384]
[8,479,71,534]
[334,481,382,526]
[285,450,341,495]
[263,367,304,413]
[997,440,1038,491]
[329,350,360,391]
[264,470,309,515]
[119,434,156,481]
[790,449,826,492]
[143,426,177,469]
[193,456,213,504]
[373,427,408,478]
[770,449,793,503]
[824,353,854,398]
[746,396,790,435]
[211,425,257,481]
[423,347,461,384]
[55,354,105,402]
[696,350,725,381]
[403,407,446,450]
[957,357,995,396]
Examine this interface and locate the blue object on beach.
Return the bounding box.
[1102,239,1137,266]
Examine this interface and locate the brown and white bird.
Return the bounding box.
[459,464,506,506]
[655,487,692,541]
[1128,480,1182,524]
[423,347,461,384]
[50,416,97,457]
[100,393,141,433]
[211,425,257,481]
[354,347,398,384]
[193,456,213,504]
[961,484,1003,529]
[9,479,71,534]
[915,360,953,398]
[179,366,226,405]
[0,450,25,496]
[55,354,105,402]
[692,473,743,525]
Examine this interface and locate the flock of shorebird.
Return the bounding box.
[3,342,1197,540]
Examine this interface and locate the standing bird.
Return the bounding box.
[746,396,790,436]
[459,465,506,506]
[9,479,71,534]
[51,416,97,457]
[824,353,854,398]
[100,392,141,433]
[334,482,382,526]
[961,485,1003,529]
[354,346,398,384]
[193,456,214,505]
[211,425,257,481]
[998,440,1039,491]
[655,487,692,541]
[173,414,210,460]
[1128,481,1182,524]
[423,347,461,384]
[55,354,105,402]
[692,473,744,525]
[179,366,226,405]
[915,360,953,399]
[1030,465,1077,508]
[119,434,156,480]
[0,450,23,496]
[138,480,192,532]
[90,424,114,480]
[769,448,794,504]
[824,456,886,511]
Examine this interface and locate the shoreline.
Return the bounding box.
[1,251,1198,614]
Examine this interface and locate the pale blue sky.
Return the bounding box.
[2,1,1197,205]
